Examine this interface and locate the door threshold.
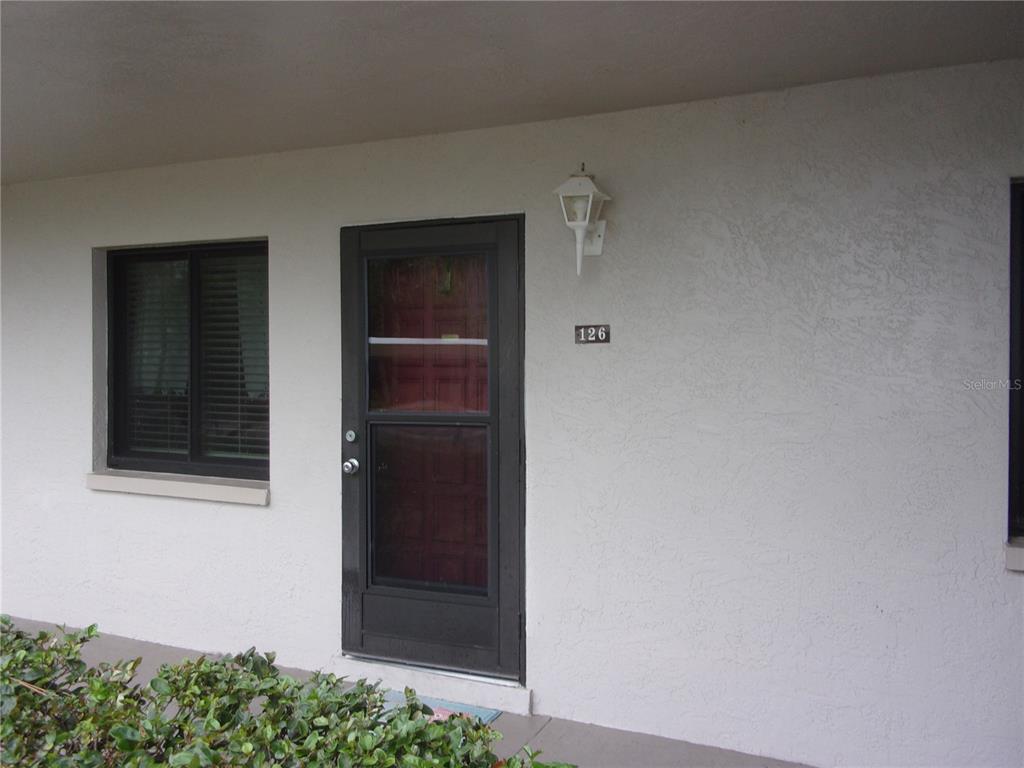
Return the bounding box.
[329,653,531,715]
[342,653,524,687]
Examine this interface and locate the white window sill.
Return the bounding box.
[87,470,269,506]
[1007,539,1024,573]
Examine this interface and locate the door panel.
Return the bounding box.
[367,253,488,413]
[371,424,488,591]
[341,217,523,680]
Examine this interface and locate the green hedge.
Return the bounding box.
[0,616,569,768]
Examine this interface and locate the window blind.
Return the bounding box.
[122,258,190,454]
[199,253,270,460]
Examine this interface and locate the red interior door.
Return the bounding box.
[367,253,489,591]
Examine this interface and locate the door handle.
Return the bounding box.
[342,458,360,475]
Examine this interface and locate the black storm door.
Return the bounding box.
[341,217,524,680]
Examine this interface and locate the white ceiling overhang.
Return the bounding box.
[2,1,1022,184]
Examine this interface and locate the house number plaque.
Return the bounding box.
[575,324,610,344]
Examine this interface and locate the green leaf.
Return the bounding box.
[193,741,216,767]
[110,724,142,749]
[149,677,172,695]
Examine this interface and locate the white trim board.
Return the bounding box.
[87,470,269,506]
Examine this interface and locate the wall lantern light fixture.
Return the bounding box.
[554,164,610,275]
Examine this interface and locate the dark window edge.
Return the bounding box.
[106,239,270,481]
[1010,179,1023,540]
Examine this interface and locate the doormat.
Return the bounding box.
[383,689,501,724]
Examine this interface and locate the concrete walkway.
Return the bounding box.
[8,618,811,768]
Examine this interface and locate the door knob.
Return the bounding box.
[342,458,360,475]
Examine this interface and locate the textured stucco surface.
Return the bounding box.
[2,61,1023,766]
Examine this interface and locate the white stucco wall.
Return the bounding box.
[3,61,1023,767]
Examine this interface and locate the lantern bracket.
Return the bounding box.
[553,167,611,275]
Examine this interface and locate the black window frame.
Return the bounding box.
[1010,179,1023,540]
[107,240,269,481]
